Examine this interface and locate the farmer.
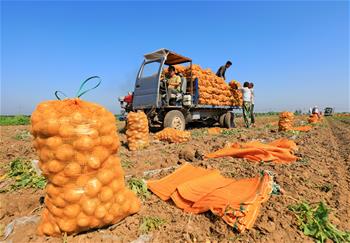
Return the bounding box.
[249,82,255,127]
[240,82,252,128]
[216,61,232,80]
[162,65,182,105]
[312,106,321,118]
[166,65,181,94]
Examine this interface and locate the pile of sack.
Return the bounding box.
[154,127,191,143]
[31,98,140,236]
[162,64,243,106]
[126,111,149,151]
[278,112,294,131]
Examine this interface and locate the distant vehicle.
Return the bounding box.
[324,107,334,116]
[119,48,240,130]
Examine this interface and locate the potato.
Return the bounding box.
[63,187,84,203]
[87,156,101,170]
[55,144,74,161]
[94,205,107,219]
[99,187,113,202]
[47,160,64,173]
[57,218,77,233]
[45,136,62,149]
[81,197,98,216]
[85,178,102,197]
[64,162,81,177]
[63,204,81,218]
[97,169,114,185]
[76,212,91,227]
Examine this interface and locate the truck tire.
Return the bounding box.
[224,112,235,128]
[219,114,226,128]
[164,110,186,130]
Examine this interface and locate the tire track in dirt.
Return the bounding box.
[325,118,350,228]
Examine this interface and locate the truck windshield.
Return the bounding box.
[140,61,161,79]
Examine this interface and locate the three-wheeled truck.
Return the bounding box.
[121,48,241,130]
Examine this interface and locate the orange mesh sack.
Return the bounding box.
[126,111,149,151]
[308,114,319,123]
[154,127,191,143]
[30,98,140,236]
[278,112,294,131]
[208,127,222,135]
[162,64,236,106]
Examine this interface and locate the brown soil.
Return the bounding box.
[1,116,349,242]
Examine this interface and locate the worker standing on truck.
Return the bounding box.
[216,61,232,80]
[240,82,252,128]
[249,82,255,127]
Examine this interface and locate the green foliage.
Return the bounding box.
[191,129,207,138]
[0,115,30,126]
[220,129,238,136]
[289,202,350,243]
[121,159,132,169]
[5,158,46,191]
[139,216,166,233]
[127,177,150,199]
[13,130,31,140]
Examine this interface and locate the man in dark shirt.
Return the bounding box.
[216,61,232,80]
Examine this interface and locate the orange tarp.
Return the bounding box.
[147,164,274,232]
[293,125,312,132]
[205,138,297,163]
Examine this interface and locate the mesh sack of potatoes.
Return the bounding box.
[154,127,191,143]
[229,80,243,106]
[30,98,141,236]
[207,127,222,135]
[278,112,294,131]
[308,114,319,123]
[126,111,149,151]
[161,64,238,106]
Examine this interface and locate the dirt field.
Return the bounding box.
[1,115,349,242]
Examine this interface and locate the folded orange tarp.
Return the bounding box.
[147,164,274,232]
[205,138,297,163]
[293,125,312,132]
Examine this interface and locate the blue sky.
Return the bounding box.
[1,1,349,114]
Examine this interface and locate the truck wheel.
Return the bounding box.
[224,112,235,128]
[219,114,226,128]
[164,110,186,130]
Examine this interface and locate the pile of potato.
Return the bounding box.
[278,112,294,131]
[228,80,243,107]
[31,98,140,236]
[162,64,242,107]
[308,114,320,123]
[154,128,191,143]
[126,111,149,151]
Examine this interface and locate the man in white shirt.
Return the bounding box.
[249,82,255,126]
[240,82,252,128]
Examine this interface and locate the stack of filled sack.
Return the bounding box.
[126,111,149,151]
[278,112,294,131]
[308,114,320,123]
[31,99,140,236]
[154,127,191,143]
[228,80,243,107]
[162,64,242,107]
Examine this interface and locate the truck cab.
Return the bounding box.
[126,48,239,130]
[324,107,334,116]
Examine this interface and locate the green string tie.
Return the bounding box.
[55,76,101,100]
